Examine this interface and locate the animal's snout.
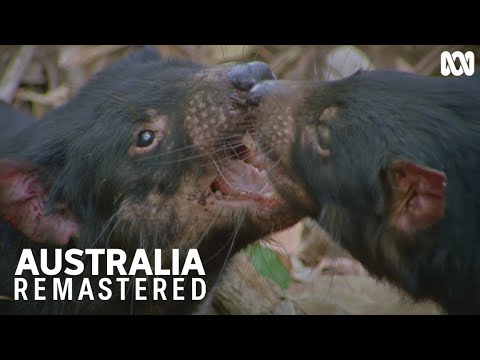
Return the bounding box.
[228,62,275,91]
[247,80,278,104]
[248,80,308,106]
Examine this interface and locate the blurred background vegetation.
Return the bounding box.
[1,45,479,118]
[2,45,477,314]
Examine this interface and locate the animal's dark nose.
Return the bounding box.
[247,80,277,104]
[228,62,275,91]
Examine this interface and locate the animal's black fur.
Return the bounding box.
[252,70,480,314]
[0,101,35,141]
[0,47,296,314]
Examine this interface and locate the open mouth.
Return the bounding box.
[209,132,282,208]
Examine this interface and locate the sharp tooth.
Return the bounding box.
[240,191,247,195]
[242,132,256,151]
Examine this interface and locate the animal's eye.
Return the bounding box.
[136,130,155,147]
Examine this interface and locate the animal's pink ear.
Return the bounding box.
[385,160,447,235]
[0,159,79,246]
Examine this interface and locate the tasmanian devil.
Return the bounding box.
[0,101,35,142]
[0,47,299,314]
[247,70,480,314]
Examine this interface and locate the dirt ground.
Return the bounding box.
[2,45,472,315]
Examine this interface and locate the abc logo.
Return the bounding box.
[441,51,475,77]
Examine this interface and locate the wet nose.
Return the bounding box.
[228,62,275,91]
[248,80,277,104]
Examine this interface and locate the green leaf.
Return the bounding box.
[245,243,291,289]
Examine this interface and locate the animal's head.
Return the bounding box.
[248,70,480,312]
[0,47,300,261]
[246,71,474,272]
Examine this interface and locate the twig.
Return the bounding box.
[0,45,37,103]
[58,45,127,69]
[15,86,69,107]
[414,45,462,75]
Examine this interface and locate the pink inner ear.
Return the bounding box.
[0,160,79,246]
[389,160,447,235]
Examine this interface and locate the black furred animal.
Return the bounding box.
[0,100,35,141]
[249,70,480,314]
[0,47,298,314]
